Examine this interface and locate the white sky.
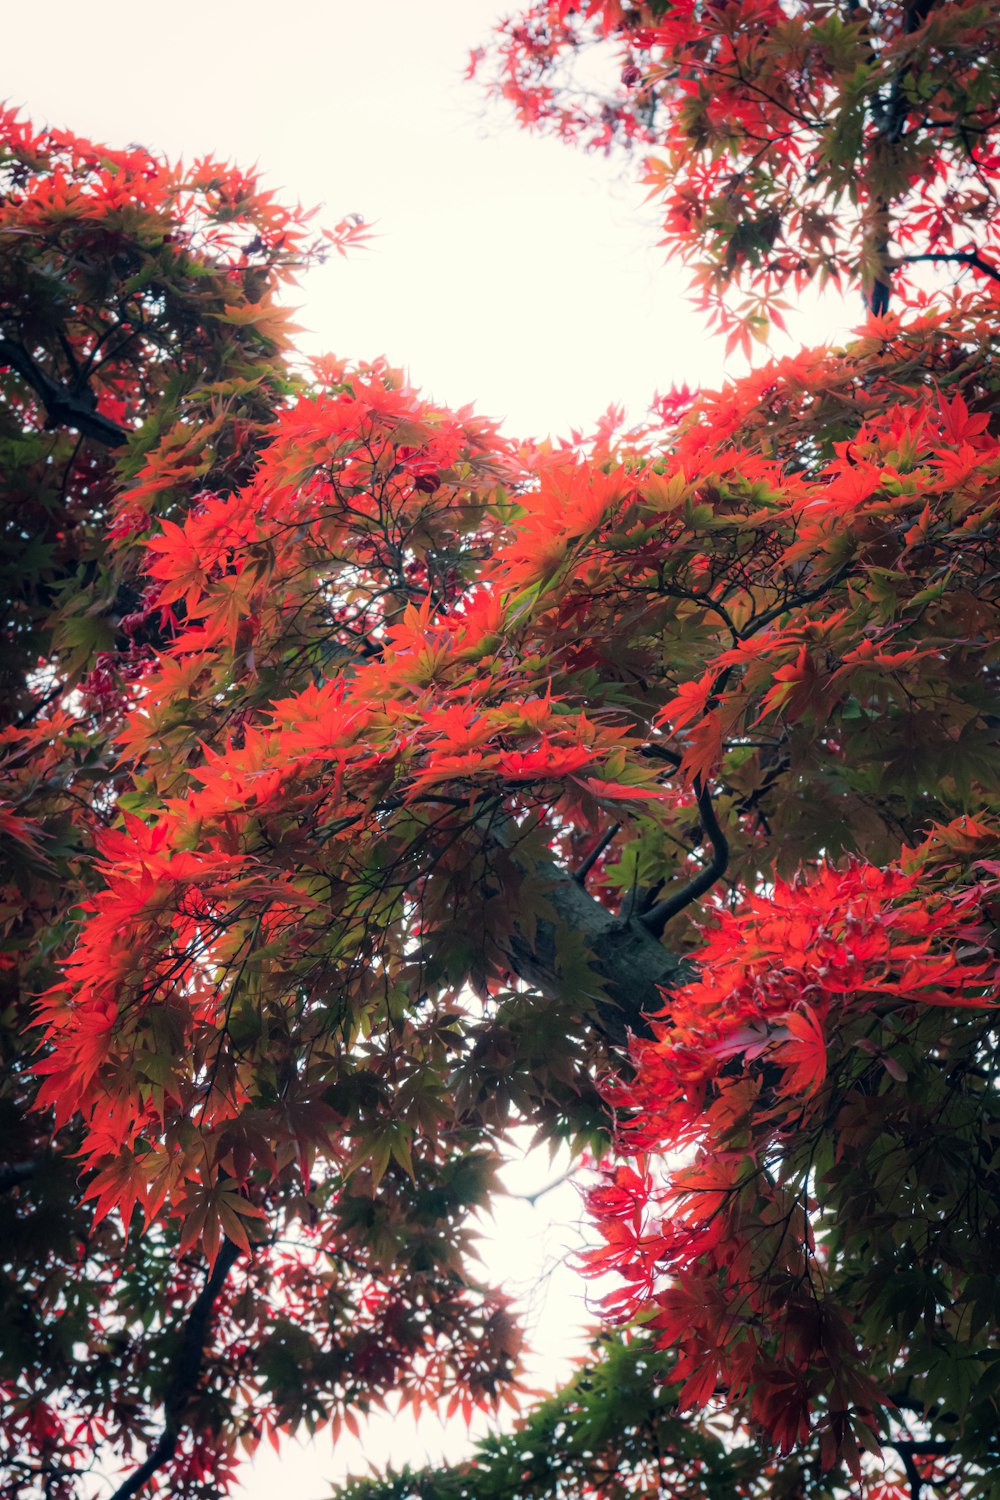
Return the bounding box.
[8,0,854,441]
[8,2,856,1492]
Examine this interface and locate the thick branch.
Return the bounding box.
[639,784,729,939]
[107,1238,241,1500]
[887,1440,954,1456]
[866,202,894,318]
[498,827,688,1045]
[894,1443,925,1500]
[897,250,1000,284]
[0,337,129,447]
[882,1415,955,1500]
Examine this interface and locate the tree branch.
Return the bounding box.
[509,1170,574,1206]
[883,1434,955,1500]
[863,0,942,315]
[0,1159,44,1193]
[572,823,620,887]
[0,337,129,447]
[894,1442,925,1500]
[897,250,1000,284]
[496,824,688,1046]
[107,1238,242,1500]
[15,681,64,728]
[639,783,729,939]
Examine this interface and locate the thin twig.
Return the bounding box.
[509,1171,574,1206]
[15,681,64,728]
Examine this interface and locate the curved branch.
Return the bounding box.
[752,560,853,634]
[107,1237,241,1500]
[639,784,729,940]
[893,1443,925,1500]
[508,1170,574,1206]
[897,250,1000,285]
[0,337,129,447]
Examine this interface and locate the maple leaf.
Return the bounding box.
[775,1007,828,1096]
[8,21,1000,1489]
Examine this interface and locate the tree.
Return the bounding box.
[475,0,1000,336]
[1,1,999,1496]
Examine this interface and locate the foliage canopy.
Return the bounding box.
[2,4,1000,1498]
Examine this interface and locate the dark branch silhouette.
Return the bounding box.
[897,249,1000,284]
[107,1238,242,1500]
[572,822,621,887]
[886,1437,954,1500]
[0,337,130,447]
[640,783,729,939]
[0,1159,43,1193]
[863,0,943,315]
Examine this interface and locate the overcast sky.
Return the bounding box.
[8,0,854,441]
[8,3,857,1492]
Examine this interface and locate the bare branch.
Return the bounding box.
[639,783,729,939]
[572,823,621,887]
[0,337,129,447]
[897,250,1000,285]
[107,1238,241,1500]
[508,1170,575,1206]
